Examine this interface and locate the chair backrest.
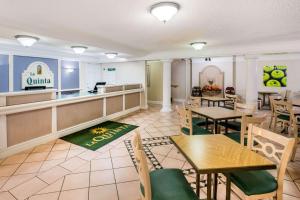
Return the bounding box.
[175,105,193,135]
[247,125,295,193]
[225,94,238,102]
[273,100,294,120]
[189,96,201,108]
[269,95,282,114]
[239,115,266,145]
[235,103,256,115]
[132,132,151,200]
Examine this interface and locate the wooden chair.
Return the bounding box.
[132,132,199,200]
[269,95,282,128]
[175,105,211,135]
[189,96,201,107]
[290,114,300,161]
[225,115,266,145]
[230,125,295,200]
[224,94,238,109]
[273,100,293,132]
[220,103,256,132]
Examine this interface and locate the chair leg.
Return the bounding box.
[273,117,277,130]
[269,116,273,128]
[291,138,299,161]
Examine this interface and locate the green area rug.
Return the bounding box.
[61,121,138,151]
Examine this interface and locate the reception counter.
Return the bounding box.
[0,84,144,158]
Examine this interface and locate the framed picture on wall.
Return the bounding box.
[263,65,287,87]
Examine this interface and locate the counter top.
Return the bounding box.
[0,89,57,96]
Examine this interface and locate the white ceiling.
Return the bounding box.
[0,0,299,61]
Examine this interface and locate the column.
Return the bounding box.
[185,58,192,99]
[161,59,172,112]
[245,56,258,105]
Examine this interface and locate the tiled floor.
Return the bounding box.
[0,105,299,200]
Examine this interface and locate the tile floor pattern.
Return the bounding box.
[0,105,299,200]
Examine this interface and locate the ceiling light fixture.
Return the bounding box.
[71,46,88,54]
[150,2,180,23]
[105,53,118,59]
[15,35,39,47]
[190,42,207,50]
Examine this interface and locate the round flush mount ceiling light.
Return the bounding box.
[15,35,40,47]
[150,2,180,23]
[190,42,207,50]
[105,53,118,59]
[71,46,87,54]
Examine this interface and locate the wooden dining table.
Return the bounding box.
[170,135,276,200]
[292,98,300,107]
[191,107,247,134]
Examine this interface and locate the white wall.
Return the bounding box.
[80,62,102,90]
[192,57,233,89]
[236,53,300,100]
[171,59,186,102]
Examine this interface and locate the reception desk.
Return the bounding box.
[0,84,144,158]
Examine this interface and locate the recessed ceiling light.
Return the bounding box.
[190,42,207,50]
[15,35,39,47]
[71,46,87,54]
[105,53,118,59]
[150,2,180,23]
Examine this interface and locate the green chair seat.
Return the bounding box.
[277,114,290,121]
[150,169,198,200]
[181,126,211,135]
[225,132,247,146]
[230,170,278,196]
[192,117,213,127]
[219,121,241,131]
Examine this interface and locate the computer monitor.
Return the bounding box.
[93,82,106,91]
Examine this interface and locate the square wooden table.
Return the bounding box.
[191,107,246,134]
[170,135,276,200]
[201,96,233,107]
[292,98,300,107]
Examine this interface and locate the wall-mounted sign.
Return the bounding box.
[22,61,54,89]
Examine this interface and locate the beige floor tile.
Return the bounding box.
[72,162,91,173]
[117,181,140,200]
[38,166,70,184]
[66,149,86,160]
[38,177,64,194]
[60,157,87,172]
[10,177,48,200]
[167,148,186,161]
[94,151,110,159]
[91,158,112,171]
[112,156,134,168]
[283,180,300,197]
[0,191,16,200]
[1,173,35,191]
[283,194,300,200]
[161,157,185,169]
[32,144,53,153]
[62,172,89,191]
[39,159,65,172]
[110,147,129,158]
[29,192,59,200]
[0,164,20,177]
[52,143,71,151]
[89,184,118,200]
[1,154,28,165]
[114,167,138,183]
[77,151,100,161]
[47,151,68,161]
[0,176,9,188]
[90,170,115,186]
[14,162,43,175]
[151,145,173,156]
[25,152,49,163]
[59,188,88,200]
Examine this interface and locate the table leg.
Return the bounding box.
[196,173,200,197]
[213,173,218,200]
[207,173,212,200]
[225,119,228,134]
[262,94,266,107]
[218,101,220,107]
[225,173,231,200]
[206,118,209,130]
[214,121,218,134]
[208,101,211,107]
[201,99,203,106]
[213,101,216,107]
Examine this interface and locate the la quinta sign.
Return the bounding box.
[22,62,54,89]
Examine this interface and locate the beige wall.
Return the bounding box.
[147,61,163,102]
[171,59,186,101]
